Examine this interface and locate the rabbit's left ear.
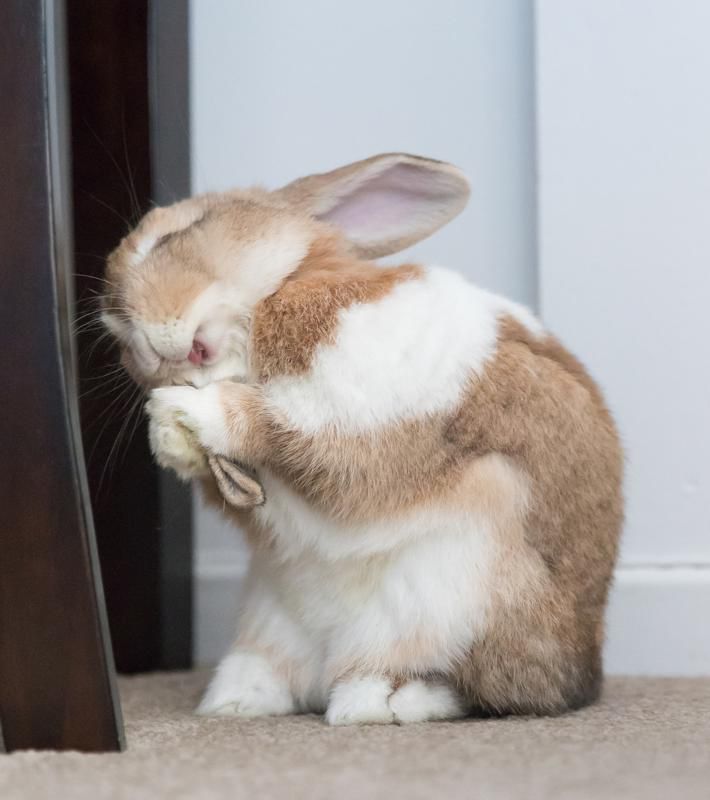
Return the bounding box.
[276,153,470,259]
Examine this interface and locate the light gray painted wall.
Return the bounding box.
[536,0,710,564]
[189,0,538,661]
[536,0,710,675]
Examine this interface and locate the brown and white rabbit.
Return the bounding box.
[102,154,623,725]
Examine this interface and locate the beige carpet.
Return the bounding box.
[1,671,709,800]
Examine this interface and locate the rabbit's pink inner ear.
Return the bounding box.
[315,161,469,259]
[323,179,423,237]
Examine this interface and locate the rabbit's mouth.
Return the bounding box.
[117,340,247,393]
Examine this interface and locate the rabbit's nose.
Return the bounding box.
[188,337,210,365]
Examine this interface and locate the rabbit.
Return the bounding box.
[101,153,623,725]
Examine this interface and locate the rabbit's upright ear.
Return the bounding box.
[276,153,470,259]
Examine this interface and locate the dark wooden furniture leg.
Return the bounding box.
[0,0,124,751]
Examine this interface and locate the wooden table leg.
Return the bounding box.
[0,0,124,752]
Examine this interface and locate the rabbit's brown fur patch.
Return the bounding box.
[449,319,623,713]
[251,234,423,379]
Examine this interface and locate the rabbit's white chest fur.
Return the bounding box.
[261,267,541,433]
[227,266,542,710]
[250,471,498,710]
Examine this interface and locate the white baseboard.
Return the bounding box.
[605,565,710,676]
[194,560,710,676]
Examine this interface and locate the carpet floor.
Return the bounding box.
[1,671,709,799]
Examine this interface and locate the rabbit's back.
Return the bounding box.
[449,316,623,713]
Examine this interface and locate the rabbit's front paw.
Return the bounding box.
[146,384,226,480]
[196,651,295,718]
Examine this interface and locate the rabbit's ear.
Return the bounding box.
[276,153,470,259]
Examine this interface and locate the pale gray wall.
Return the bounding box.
[537,0,710,564]
[537,0,710,674]
[189,0,538,663]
